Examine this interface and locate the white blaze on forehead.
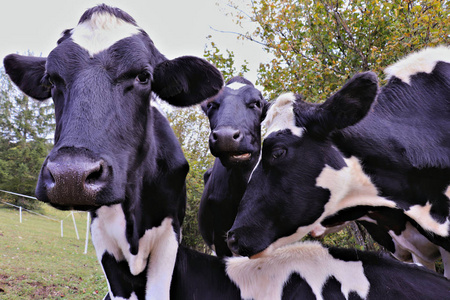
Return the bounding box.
[384,46,450,84]
[226,241,370,300]
[263,92,303,137]
[71,11,141,57]
[227,82,248,90]
[91,205,178,300]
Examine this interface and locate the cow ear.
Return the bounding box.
[152,56,224,107]
[3,54,51,100]
[200,100,209,115]
[320,71,378,130]
[261,100,271,122]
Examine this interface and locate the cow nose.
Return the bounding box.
[212,127,242,142]
[211,127,243,151]
[227,230,240,254]
[39,154,110,207]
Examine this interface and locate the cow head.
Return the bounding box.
[227,72,378,257]
[4,5,223,210]
[201,76,268,168]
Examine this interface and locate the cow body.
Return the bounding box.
[199,76,267,257]
[4,5,223,299]
[317,205,450,277]
[6,6,450,300]
[228,47,450,259]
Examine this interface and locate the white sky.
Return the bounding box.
[0,0,272,84]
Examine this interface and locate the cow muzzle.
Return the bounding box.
[36,148,113,209]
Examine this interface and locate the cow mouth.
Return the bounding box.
[229,152,251,162]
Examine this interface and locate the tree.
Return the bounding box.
[204,0,450,252]
[227,0,449,100]
[165,102,214,252]
[204,37,250,82]
[0,66,54,208]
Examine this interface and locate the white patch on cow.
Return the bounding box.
[405,203,450,237]
[91,205,178,300]
[71,11,141,56]
[384,46,450,84]
[227,82,248,90]
[113,293,138,300]
[258,156,398,256]
[316,156,397,213]
[226,241,370,300]
[263,92,304,137]
[247,149,262,183]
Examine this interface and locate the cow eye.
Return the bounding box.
[272,148,286,159]
[249,101,261,109]
[136,71,150,84]
[207,102,219,110]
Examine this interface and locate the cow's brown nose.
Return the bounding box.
[40,154,110,207]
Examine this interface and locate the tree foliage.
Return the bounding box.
[0,67,54,208]
[165,103,214,252]
[228,0,449,100]
[204,37,250,82]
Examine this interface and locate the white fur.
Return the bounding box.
[384,46,450,84]
[227,82,248,90]
[71,11,141,56]
[226,241,370,300]
[405,202,450,237]
[259,156,398,256]
[91,205,178,300]
[113,293,138,300]
[263,92,304,137]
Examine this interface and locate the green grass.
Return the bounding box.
[0,203,108,299]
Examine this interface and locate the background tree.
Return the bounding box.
[204,37,250,82]
[165,102,214,252]
[227,0,449,100]
[0,67,54,209]
[205,0,449,254]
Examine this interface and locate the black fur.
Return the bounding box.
[199,76,268,257]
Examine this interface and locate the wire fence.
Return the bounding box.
[0,189,91,254]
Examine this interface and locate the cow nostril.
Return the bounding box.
[227,231,239,253]
[86,164,103,184]
[232,130,241,140]
[85,160,108,187]
[42,164,56,187]
[212,131,218,141]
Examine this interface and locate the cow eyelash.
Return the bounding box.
[248,101,261,109]
[136,71,151,84]
[271,148,286,159]
[207,102,219,109]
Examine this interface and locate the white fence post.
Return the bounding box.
[61,220,64,237]
[84,212,90,254]
[19,206,22,223]
[71,211,80,240]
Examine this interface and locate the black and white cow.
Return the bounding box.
[316,206,450,278]
[227,47,450,260]
[3,5,223,299]
[199,76,268,257]
[5,6,450,299]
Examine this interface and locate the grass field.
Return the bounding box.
[0,202,108,299]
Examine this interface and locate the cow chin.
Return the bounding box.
[36,176,123,211]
